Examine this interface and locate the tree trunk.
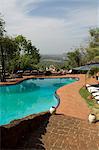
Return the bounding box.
[0,44,6,82]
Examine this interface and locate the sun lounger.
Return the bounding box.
[97,100,99,104]
[92,92,99,97]
[86,84,91,87]
[87,87,99,93]
[87,86,99,90]
[95,96,99,100]
[90,89,99,93]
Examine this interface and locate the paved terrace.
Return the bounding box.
[18,114,99,150]
[0,74,99,149]
[57,74,91,120]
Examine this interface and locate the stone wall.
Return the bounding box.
[0,112,50,149]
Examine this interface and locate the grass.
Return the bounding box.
[79,87,99,120]
[79,87,94,108]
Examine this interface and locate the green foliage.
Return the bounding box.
[87,66,99,78]
[65,28,99,69]
[0,36,18,60]
[86,48,99,63]
[15,35,40,66]
[7,54,20,73]
[79,87,94,108]
[86,28,99,63]
[94,56,99,62]
[19,54,38,70]
[66,48,85,68]
[37,61,64,71]
[0,17,40,81]
[15,35,28,54]
[0,14,6,37]
[89,28,99,48]
[1,35,40,74]
[0,36,18,81]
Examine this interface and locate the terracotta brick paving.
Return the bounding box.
[18,114,99,150]
[57,74,98,120]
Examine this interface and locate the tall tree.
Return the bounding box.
[0,14,6,37]
[14,35,40,69]
[5,35,40,74]
[86,28,99,63]
[66,49,82,68]
[0,36,18,81]
[0,15,6,81]
[65,28,99,69]
[89,28,99,47]
[15,35,27,54]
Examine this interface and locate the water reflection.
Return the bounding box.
[0,80,40,94]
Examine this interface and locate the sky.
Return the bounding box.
[0,0,99,54]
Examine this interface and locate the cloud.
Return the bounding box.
[0,0,98,54]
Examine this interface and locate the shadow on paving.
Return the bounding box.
[18,114,50,150]
[1,113,51,150]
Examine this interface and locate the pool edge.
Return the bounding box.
[0,77,79,128]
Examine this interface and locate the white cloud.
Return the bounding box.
[0,0,98,54]
[98,1,99,26]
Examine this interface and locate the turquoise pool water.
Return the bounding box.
[0,78,76,125]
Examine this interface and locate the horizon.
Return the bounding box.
[0,0,98,54]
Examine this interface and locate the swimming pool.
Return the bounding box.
[0,78,77,125]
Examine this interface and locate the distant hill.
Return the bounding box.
[40,54,66,63]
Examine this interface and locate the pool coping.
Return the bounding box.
[0,111,50,128]
[0,76,79,128]
[0,75,79,86]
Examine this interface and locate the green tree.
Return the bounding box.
[0,17,40,81]
[0,36,18,81]
[15,35,40,68]
[86,28,99,63]
[66,49,82,68]
[25,41,40,64]
[6,35,40,73]
[15,35,27,54]
[0,14,6,37]
[86,48,99,63]
[87,66,99,78]
[19,54,37,70]
[65,28,99,69]
[89,28,99,47]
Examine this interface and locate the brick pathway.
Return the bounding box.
[57,74,97,120]
[18,114,99,150]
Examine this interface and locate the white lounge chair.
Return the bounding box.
[90,89,99,93]
[87,87,99,93]
[86,84,91,87]
[97,100,99,104]
[92,92,99,97]
[95,96,99,100]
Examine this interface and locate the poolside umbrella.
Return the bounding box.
[73,63,99,85]
[73,63,99,72]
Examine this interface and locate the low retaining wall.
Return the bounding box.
[0,112,51,149]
